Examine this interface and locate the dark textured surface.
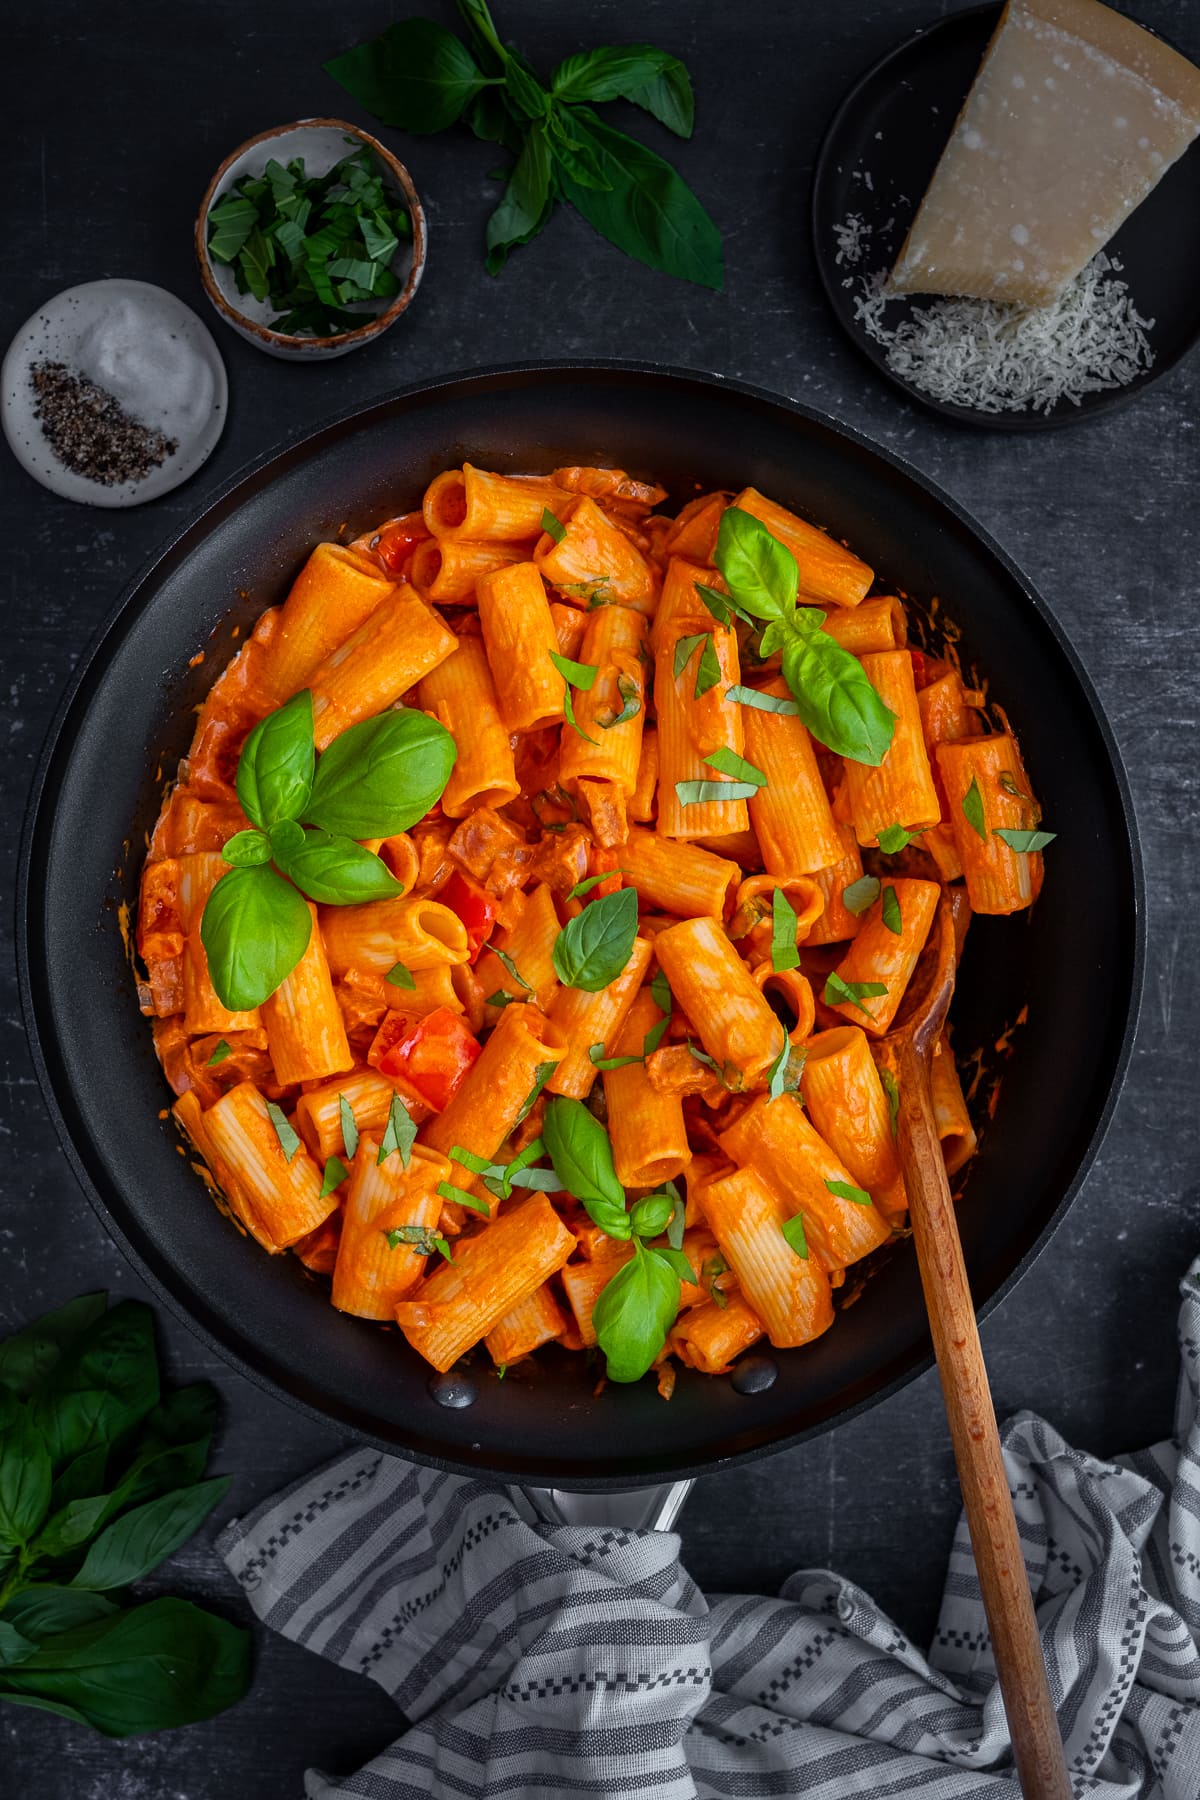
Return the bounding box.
[2,0,1197,1791]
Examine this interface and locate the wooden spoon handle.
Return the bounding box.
[895,1037,1072,1800]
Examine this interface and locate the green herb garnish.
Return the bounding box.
[782,1214,809,1259]
[266,1102,301,1163]
[962,776,988,843]
[552,886,638,991]
[384,1224,453,1262]
[378,1095,417,1169]
[725,683,801,715]
[841,875,881,916]
[320,1155,350,1198]
[771,888,800,973]
[205,1040,232,1068]
[877,823,923,854]
[824,972,888,1017]
[881,885,902,935]
[541,506,566,542]
[825,1178,872,1207]
[339,1094,360,1160]
[207,147,411,337]
[435,1182,491,1217]
[995,828,1056,853]
[385,961,416,990]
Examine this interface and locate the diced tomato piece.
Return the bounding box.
[372,511,430,573]
[371,1007,481,1113]
[438,869,497,961]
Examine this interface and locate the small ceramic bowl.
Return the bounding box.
[195,119,427,361]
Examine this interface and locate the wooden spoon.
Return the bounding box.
[878,903,1072,1800]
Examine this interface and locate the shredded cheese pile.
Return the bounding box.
[835,214,1155,415]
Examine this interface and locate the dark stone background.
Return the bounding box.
[3,1,1196,1791]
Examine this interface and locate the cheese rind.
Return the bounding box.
[889,0,1200,307]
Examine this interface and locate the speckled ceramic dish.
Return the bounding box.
[195,119,427,361]
[1,279,228,507]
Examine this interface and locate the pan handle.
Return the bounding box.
[509,1480,693,1532]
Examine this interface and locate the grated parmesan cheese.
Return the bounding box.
[835,214,1155,415]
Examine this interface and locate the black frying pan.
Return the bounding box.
[17,363,1143,1489]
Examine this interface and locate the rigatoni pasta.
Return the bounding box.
[138,454,1047,1391]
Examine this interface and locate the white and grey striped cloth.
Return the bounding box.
[218,1260,1200,1798]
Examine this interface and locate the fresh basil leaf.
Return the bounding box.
[384,1225,452,1262]
[826,1178,873,1207]
[320,1156,349,1199]
[0,1596,251,1735]
[70,1476,229,1592]
[694,635,721,698]
[879,1067,900,1139]
[46,1444,108,1513]
[0,1296,107,1401]
[206,1039,233,1068]
[266,1102,301,1164]
[765,1037,803,1102]
[550,45,684,111]
[624,57,695,137]
[497,1136,550,1199]
[650,969,672,1013]
[550,649,597,689]
[674,779,758,805]
[264,817,302,861]
[488,946,531,993]
[324,19,487,133]
[504,55,549,121]
[962,775,988,842]
[877,823,924,854]
[542,1096,628,1239]
[378,1095,416,1169]
[515,1060,557,1125]
[726,683,801,715]
[447,1145,492,1176]
[673,632,707,682]
[757,617,791,659]
[30,1492,112,1561]
[704,747,767,788]
[200,864,312,1012]
[649,1244,697,1284]
[561,682,599,745]
[665,1184,686,1250]
[306,709,456,838]
[486,125,554,273]
[782,1214,809,1260]
[235,690,314,831]
[995,828,1057,853]
[596,672,641,729]
[385,960,416,990]
[630,1193,674,1239]
[589,1043,641,1071]
[552,886,638,991]
[0,1589,117,1643]
[206,194,259,263]
[29,1301,158,1471]
[642,1013,670,1056]
[0,1622,36,1667]
[0,1396,52,1546]
[555,106,723,291]
[107,1385,217,1515]
[713,507,797,621]
[541,506,566,544]
[770,887,801,972]
[781,626,896,766]
[842,875,881,916]
[593,1241,680,1382]
[568,872,612,899]
[435,1182,491,1217]
[338,1094,359,1160]
[881,885,902,935]
[824,971,888,1016]
[220,829,271,868]
[275,827,403,905]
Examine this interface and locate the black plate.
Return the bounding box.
[812,3,1200,429]
[18,363,1143,1488]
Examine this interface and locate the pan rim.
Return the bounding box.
[16,359,1145,1489]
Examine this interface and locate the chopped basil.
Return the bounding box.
[665,1183,686,1250]
[385,960,416,990]
[766,1038,805,1102]
[589,1042,642,1070]
[962,776,988,842]
[378,1094,416,1169]
[771,888,800,972]
[725,683,800,715]
[436,1181,492,1217]
[998,771,1029,801]
[384,1224,453,1262]
[642,1012,671,1056]
[206,1040,232,1067]
[704,746,767,788]
[878,1066,900,1139]
[515,1059,557,1124]
[320,1154,349,1198]
[596,671,642,729]
[541,506,566,543]
[995,828,1056,853]
[489,945,531,992]
[266,1102,301,1163]
[782,1213,809,1260]
[650,968,672,1013]
[673,632,708,682]
[693,635,722,698]
[881,885,902,935]
[702,1251,730,1307]
[674,778,758,805]
[824,971,888,1016]
[877,823,923,854]
[568,871,613,898]
[339,1093,359,1160]
[549,650,597,690]
[825,1178,872,1207]
[842,874,881,917]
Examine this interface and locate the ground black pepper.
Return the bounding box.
[30,360,178,485]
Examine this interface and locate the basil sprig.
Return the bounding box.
[0,1295,250,1735]
[552,886,638,991]
[543,1097,629,1239]
[200,691,456,1011]
[593,1241,684,1383]
[711,509,895,766]
[325,1,721,288]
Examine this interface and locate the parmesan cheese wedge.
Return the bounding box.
[889,0,1200,306]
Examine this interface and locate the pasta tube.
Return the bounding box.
[630,728,658,823]
[484,1283,567,1363]
[718,1093,892,1271]
[261,901,353,1085]
[394,1194,576,1371]
[476,883,561,1012]
[604,990,691,1190]
[740,681,844,873]
[844,652,940,847]
[618,826,739,919]
[424,465,569,542]
[309,588,457,751]
[821,595,907,654]
[653,916,786,1089]
[294,1069,408,1163]
[732,487,872,609]
[535,495,657,612]
[695,1165,835,1349]
[408,537,525,603]
[420,1001,566,1187]
[801,1027,907,1224]
[935,734,1043,914]
[202,1080,336,1250]
[476,560,566,734]
[654,558,748,841]
[258,544,395,703]
[826,877,940,1036]
[320,896,469,980]
[931,1031,978,1176]
[331,1142,450,1319]
[546,937,653,1098]
[177,853,261,1036]
[805,823,867,947]
[558,605,648,794]
[419,637,520,817]
[670,1293,764,1373]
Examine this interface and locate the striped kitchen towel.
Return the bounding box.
[218,1260,1200,1798]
